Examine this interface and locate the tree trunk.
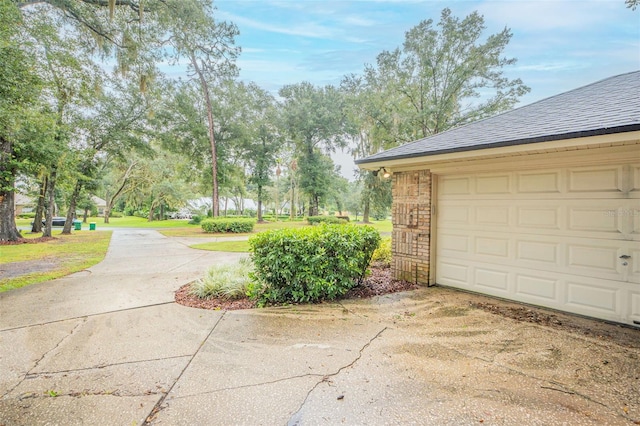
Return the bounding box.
[0,135,22,241]
[83,208,89,223]
[289,177,295,220]
[189,52,219,217]
[257,185,264,222]
[147,203,154,221]
[31,176,47,233]
[104,161,137,224]
[42,166,58,238]
[309,195,319,217]
[362,197,371,223]
[0,185,22,242]
[62,180,82,234]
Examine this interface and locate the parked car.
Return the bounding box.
[31,217,72,227]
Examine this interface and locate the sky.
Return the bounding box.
[209,0,640,179]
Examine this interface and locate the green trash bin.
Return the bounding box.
[74,220,81,231]
[89,222,96,231]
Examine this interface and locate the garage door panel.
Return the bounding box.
[475,268,509,292]
[630,291,640,324]
[515,274,559,302]
[439,232,469,253]
[475,237,510,258]
[436,164,639,326]
[517,171,561,193]
[517,206,561,229]
[438,262,469,286]
[568,207,619,233]
[440,176,471,195]
[567,244,621,275]
[476,174,511,194]
[438,204,470,225]
[566,281,620,315]
[567,167,622,193]
[632,166,640,193]
[476,206,511,226]
[516,240,560,265]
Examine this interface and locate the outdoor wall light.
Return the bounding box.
[372,167,391,178]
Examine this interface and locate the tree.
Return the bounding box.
[230,82,281,222]
[166,1,239,217]
[0,1,54,241]
[372,8,529,139]
[279,82,349,216]
[345,8,529,222]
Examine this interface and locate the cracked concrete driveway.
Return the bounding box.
[1,229,638,425]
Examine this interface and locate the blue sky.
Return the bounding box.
[211,0,639,178]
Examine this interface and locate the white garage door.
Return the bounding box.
[435,164,640,326]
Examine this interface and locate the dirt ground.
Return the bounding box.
[175,264,640,350]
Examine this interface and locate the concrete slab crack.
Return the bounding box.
[287,326,388,426]
[143,311,226,425]
[23,354,192,378]
[1,301,175,333]
[0,318,87,399]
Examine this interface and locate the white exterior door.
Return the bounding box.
[435,164,640,326]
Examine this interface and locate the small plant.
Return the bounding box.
[307,216,347,225]
[190,258,253,299]
[371,237,392,267]
[46,390,59,397]
[201,218,256,233]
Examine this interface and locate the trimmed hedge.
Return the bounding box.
[248,224,380,305]
[201,218,256,233]
[307,215,347,225]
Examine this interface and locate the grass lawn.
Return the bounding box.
[17,216,391,235]
[190,240,251,252]
[0,230,112,292]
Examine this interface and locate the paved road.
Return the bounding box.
[1,229,638,425]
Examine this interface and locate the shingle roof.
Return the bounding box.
[356,70,640,164]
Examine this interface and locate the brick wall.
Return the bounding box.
[391,170,431,285]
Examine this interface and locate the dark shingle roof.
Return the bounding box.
[356,71,640,164]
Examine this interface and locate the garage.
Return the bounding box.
[356,71,640,326]
[435,163,640,325]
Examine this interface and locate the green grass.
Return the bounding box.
[190,240,250,252]
[0,231,112,292]
[356,219,392,234]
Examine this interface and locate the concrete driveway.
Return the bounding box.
[1,229,638,425]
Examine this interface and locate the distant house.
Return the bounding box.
[91,196,107,216]
[14,193,35,216]
[356,71,640,327]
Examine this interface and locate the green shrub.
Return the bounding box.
[109,211,123,218]
[248,224,380,305]
[201,218,256,233]
[307,215,347,225]
[18,212,36,219]
[371,237,392,267]
[189,214,203,225]
[190,258,253,299]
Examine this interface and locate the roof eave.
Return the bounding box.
[355,124,640,167]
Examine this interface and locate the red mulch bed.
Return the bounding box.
[175,263,418,311]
